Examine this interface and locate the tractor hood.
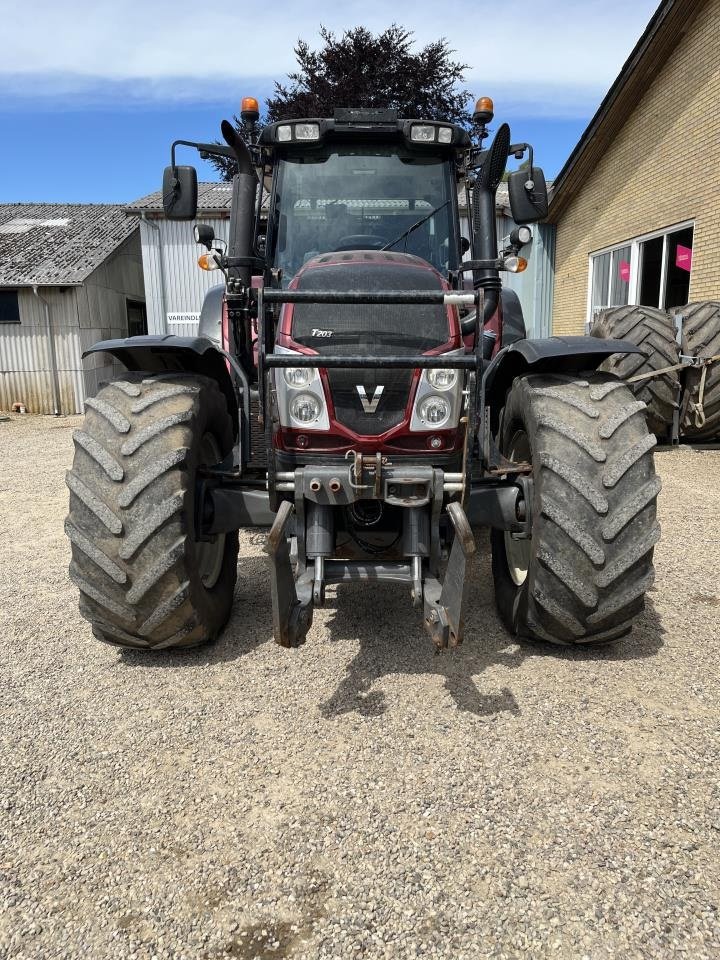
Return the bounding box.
[282,250,458,355]
[276,251,462,438]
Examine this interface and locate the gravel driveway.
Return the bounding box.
[1,414,719,960]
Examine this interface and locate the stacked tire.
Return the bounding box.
[589,305,680,439]
[674,302,720,441]
[590,301,720,442]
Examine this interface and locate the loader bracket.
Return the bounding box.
[423,502,476,650]
[266,501,313,647]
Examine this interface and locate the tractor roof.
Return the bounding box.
[259,109,470,152]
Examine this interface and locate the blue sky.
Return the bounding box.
[0,0,659,204]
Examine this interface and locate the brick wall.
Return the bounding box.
[552,0,720,334]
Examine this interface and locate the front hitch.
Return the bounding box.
[266,501,313,647]
[423,501,476,650]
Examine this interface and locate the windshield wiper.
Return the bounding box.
[380,200,450,252]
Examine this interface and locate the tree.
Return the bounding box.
[210,25,472,180]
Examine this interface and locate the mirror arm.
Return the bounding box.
[508,142,534,166]
[170,139,237,166]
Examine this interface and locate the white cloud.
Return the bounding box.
[1,0,659,116]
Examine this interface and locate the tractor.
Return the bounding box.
[65,97,660,651]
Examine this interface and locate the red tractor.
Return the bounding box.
[66,98,660,651]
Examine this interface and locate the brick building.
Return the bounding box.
[548,0,720,334]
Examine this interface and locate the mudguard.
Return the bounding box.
[83,334,239,435]
[483,335,643,432]
[198,283,225,347]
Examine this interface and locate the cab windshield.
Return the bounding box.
[271,145,457,284]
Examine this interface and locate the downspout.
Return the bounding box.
[140,213,167,332]
[32,285,61,416]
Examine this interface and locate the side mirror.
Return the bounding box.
[162,165,198,220]
[508,167,548,223]
[193,223,215,249]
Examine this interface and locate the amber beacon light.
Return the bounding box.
[473,97,494,124]
[241,97,260,123]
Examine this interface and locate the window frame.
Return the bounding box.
[586,219,695,328]
[126,298,147,338]
[0,289,21,324]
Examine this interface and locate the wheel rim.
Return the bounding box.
[504,429,532,587]
[198,433,225,589]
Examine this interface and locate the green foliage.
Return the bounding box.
[210,25,473,180]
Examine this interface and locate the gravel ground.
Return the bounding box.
[1,413,719,960]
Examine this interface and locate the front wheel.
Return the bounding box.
[66,372,239,650]
[491,373,661,644]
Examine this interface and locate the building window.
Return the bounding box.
[588,222,694,325]
[126,300,147,337]
[590,246,631,316]
[0,290,20,323]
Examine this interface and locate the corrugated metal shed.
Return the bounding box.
[0,205,144,414]
[498,215,555,338]
[138,216,231,336]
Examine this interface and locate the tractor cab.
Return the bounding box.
[260,114,468,282]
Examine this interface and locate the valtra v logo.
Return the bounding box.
[356,385,384,414]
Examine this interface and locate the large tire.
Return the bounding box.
[491,372,660,645]
[66,373,239,650]
[676,301,720,440]
[590,305,680,437]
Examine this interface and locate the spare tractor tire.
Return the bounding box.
[675,301,720,440]
[590,305,680,437]
[65,372,239,650]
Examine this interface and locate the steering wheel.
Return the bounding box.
[333,234,386,251]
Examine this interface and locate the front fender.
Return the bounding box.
[82,334,239,435]
[483,335,643,432]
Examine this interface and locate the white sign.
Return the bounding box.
[167,312,200,325]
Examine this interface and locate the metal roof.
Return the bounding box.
[126,182,235,215]
[0,203,138,287]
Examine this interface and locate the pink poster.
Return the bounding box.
[676,244,692,272]
[619,260,631,283]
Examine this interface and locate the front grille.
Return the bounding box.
[288,253,451,439]
[327,368,412,435]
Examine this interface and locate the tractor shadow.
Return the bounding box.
[318,538,665,720]
[117,533,665,701]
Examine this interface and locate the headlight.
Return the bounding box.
[512,225,532,246]
[284,367,314,387]
[295,123,320,140]
[437,127,453,144]
[277,125,292,142]
[427,368,457,391]
[418,395,451,427]
[410,124,436,142]
[290,393,321,424]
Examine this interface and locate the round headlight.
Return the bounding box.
[290,393,321,423]
[419,395,451,427]
[427,368,457,391]
[284,367,313,387]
